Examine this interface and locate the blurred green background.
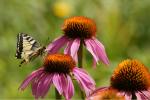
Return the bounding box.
[0,0,150,99]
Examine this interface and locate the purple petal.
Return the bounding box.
[31,72,46,98]
[46,35,68,53]
[125,92,132,100]
[64,39,74,54]
[64,38,80,62]
[135,92,143,100]
[60,74,67,94]
[84,39,99,62]
[89,87,108,96]
[61,74,74,100]
[138,92,147,99]
[41,74,53,98]
[52,73,63,95]
[65,75,74,100]
[140,91,150,99]
[84,38,109,65]
[73,67,95,96]
[73,67,95,86]
[35,73,48,98]
[92,38,109,64]
[36,73,53,98]
[19,68,44,91]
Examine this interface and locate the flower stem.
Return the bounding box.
[132,92,136,99]
[78,39,83,68]
[78,39,85,99]
[55,88,61,100]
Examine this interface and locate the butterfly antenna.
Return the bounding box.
[45,37,52,46]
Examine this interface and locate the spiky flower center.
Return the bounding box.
[44,54,76,74]
[61,16,96,39]
[111,59,150,92]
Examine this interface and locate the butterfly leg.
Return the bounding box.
[19,60,26,67]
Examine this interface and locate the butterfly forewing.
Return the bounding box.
[16,33,23,59]
[15,33,45,66]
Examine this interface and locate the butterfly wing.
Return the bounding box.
[16,33,44,66]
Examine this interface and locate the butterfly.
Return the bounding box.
[15,33,46,66]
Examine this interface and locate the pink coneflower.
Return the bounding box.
[19,54,95,100]
[88,59,150,100]
[88,87,125,100]
[46,16,109,66]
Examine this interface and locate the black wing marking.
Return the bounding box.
[22,33,40,50]
[15,33,45,66]
[15,33,41,59]
[15,33,23,59]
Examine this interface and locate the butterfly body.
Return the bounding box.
[16,33,46,66]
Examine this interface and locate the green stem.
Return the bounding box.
[55,88,61,100]
[78,39,83,68]
[131,92,136,100]
[78,39,85,99]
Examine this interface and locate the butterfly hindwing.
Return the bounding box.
[15,33,45,66]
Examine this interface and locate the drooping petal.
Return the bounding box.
[137,91,150,100]
[135,92,143,100]
[73,67,95,96]
[60,74,67,95]
[65,75,74,100]
[64,39,74,55]
[61,74,74,100]
[84,38,109,66]
[31,72,46,98]
[64,38,80,62]
[141,91,150,99]
[41,74,53,98]
[84,39,99,63]
[52,73,63,95]
[46,35,69,53]
[124,92,132,100]
[36,73,53,98]
[92,38,109,65]
[86,87,109,100]
[89,87,108,96]
[19,68,44,90]
[73,67,95,85]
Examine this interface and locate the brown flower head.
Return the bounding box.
[61,16,96,39]
[111,59,150,92]
[44,54,76,74]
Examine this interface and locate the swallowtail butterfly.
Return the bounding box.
[15,33,46,66]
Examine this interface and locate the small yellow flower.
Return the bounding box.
[52,1,72,18]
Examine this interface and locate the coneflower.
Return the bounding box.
[46,16,109,67]
[19,54,95,100]
[87,59,150,100]
[88,88,125,100]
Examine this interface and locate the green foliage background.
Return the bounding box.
[0,0,150,99]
